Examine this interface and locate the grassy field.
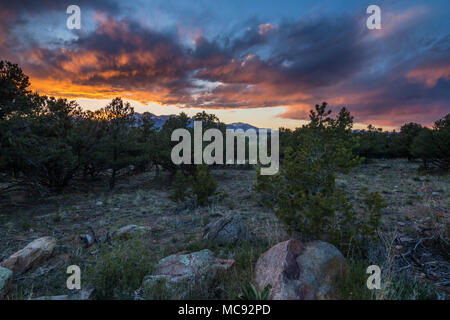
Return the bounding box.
[0,159,448,299]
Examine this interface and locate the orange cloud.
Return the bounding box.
[406,63,450,87]
[2,11,447,130]
[258,23,276,35]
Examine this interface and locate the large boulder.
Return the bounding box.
[142,249,234,299]
[295,241,347,299]
[113,225,151,239]
[254,240,346,300]
[254,239,303,300]
[0,266,13,299]
[202,215,250,244]
[0,237,56,274]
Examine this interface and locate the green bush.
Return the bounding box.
[411,114,450,172]
[237,281,271,300]
[255,103,382,251]
[395,122,423,160]
[353,125,391,159]
[192,164,217,206]
[357,189,387,239]
[337,259,438,300]
[384,274,438,300]
[170,169,191,202]
[336,259,374,300]
[85,237,155,299]
[169,165,217,206]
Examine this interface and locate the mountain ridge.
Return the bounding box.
[133,112,265,131]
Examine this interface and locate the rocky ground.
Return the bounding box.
[0,159,448,299]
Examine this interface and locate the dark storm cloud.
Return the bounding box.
[18,16,200,104]
[1,0,119,14]
[1,0,449,127]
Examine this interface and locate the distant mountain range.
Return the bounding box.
[133,114,396,134]
[133,113,263,131]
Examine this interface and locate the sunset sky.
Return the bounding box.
[1,0,449,130]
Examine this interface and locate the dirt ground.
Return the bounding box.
[0,159,448,298]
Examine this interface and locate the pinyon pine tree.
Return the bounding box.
[255,103,383,250]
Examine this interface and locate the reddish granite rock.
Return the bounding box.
[1,237,56,274]
[255,240,346,300]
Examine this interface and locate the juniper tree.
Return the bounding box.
[395,122,423,160]
[192,164,217,206]
[153,112,192,175]
[412,114,450,172]
[0,61,41,176]
[133,112,156,173]
[96,97,139,189]
[255,103,383,250]
[8,97,84,191]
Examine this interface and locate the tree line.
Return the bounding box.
[1,60,448,198]
[0,61,225,194]
[278,111,449,172]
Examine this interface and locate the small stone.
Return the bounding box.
[79,234,95,247]
[113,225,151,239]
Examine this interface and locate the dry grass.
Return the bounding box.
[0,159,448,299]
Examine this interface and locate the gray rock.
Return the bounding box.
[255,240,346,300]
[79,234,95,247]
[202,215,250,244]
[142,249,234,299]
[113,225,151,239]
[0,266,13,299]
